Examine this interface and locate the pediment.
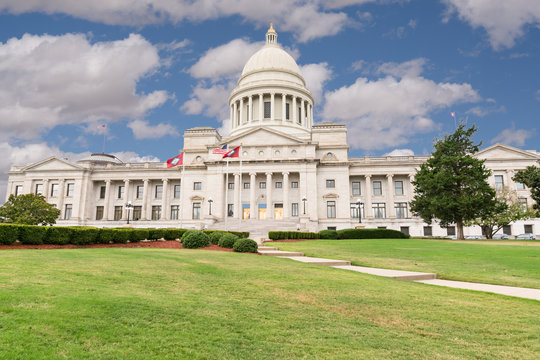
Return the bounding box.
[223,127,306,147]
[190,195,205,201]
[21,157,85,172]
[476,144,539,161]
[323,193,339,199]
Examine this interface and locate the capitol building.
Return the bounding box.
[6,26,540,239]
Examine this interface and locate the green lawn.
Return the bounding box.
[272,239,540,289]
[0,249,539,359]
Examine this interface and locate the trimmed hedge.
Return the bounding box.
[319,229,338,239]
[44,227,71,245]
[0,224,19,245]
[336,228,409,239]
[148,229,166,240]
[182,231,210,249]
[164,228,187,240]
[218,233,239,248]
[208,231,226,245]
[130,229,149,243]
[233,238,258,253]
[70,227,100,245]
[19,225,48,245]
[229,231,249,238]
[268,231,320,240]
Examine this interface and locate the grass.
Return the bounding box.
[272,238,540,289]
[0,249,539,359]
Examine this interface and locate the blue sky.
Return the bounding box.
[1,0,539,199]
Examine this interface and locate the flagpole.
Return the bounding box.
[238,143,242,226]
[179,155,185,229]
[224,158,229,231]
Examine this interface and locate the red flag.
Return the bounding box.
[223,146,240,158]
[167,153,184,168]
[212,144,228,154]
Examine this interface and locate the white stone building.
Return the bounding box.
[5,26,540,239]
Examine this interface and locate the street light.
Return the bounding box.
[208,198,213,216]
[356,198,362,224]
[125,201,134,225]
[302,197,307,215]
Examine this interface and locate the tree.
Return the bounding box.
[513,166,540,216]
[471,190,535,239]
[410,124,497,240]
[0,194,60,225]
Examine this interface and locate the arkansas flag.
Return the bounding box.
[223,146,240,158]
[212,144,228,154]
[167,153,184,168]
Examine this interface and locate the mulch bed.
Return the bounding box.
[0,240,234,252]
[268,239,316,242]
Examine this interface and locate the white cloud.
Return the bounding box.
[466,104,505,117]
[384,149,415,156]
[111,151,160,163]
[127,119,179,139]
[0,33,168,141]
[182,82,235,120]
[300,62,333,103]
[376,58,427,78]
[322,58,480,150]
[443,0,540,50]
[491,126,535,146]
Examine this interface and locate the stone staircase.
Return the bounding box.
[209,219,300,244]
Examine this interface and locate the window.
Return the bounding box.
[327,201,336,218]
[524,224,533,234]
[174,185,181,198]
[423,226,433,237]
[227,204,234,217]
[95,206,104,220]
[35,184,43,195]
[133,206,142,221]
[65,183,74,197]
[193,182,202,191]
[291,181,298,188]
[244,182,250,189]
[170,205,179,220]
[64,204,72,220]
[350,202,364,219]
[275,150,280,156]
[155,185,163,199]
[192,202,201,219]
[373,181,382,196]
[327,227,337,231]
[352,181,361,196]
[51,184,59,197]
[286,103,290,120]
[114,206,123,221]
[395,202,408,219]
[228,182,234,190]
[515,181,525,190]
[503,225,512,235]
[117,185,125,199]
[400,227,410,236]
[291,203,299,217]
[15,185,23,196]
[196,156,202,162]
[136,185,144,199]
[259,150,264,156]
[394,181,403,195]
[275,182,282,189]
[259,182,266,189]
[152,205,162,220]
[99,185,106,199]
[297,107,301,124]
[372,203,385,218]
[326,179,335,188]
[447,226,456,236]
[518,198,528,211]
[495,175,504,190]
[264,101,271,118]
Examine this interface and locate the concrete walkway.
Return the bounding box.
[258,246,540,301]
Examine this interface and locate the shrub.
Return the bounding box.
[218,233,239,248]
[164,228,187,240]
[44,227,71,245]
[181,230,199,242]
[336,228,409,239]
[70,227,100,245]
[98,228,116,244]
[130,229,149,243]
[319,229,338,239]
[208,231,225,245]
[148,229,166,240]
[268,231,319,240]
[0,224,19,245]
[233,238,258,253]
[18,225,48,245]
[182,231,210,249]
[113,229,131,243]
[229,231,249,238]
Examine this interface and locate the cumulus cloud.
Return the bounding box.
[491,126,535,146]
[300,62,333,104]
[322,58,480,150]
[127,119,179,139]
[182,82,235,120]
[442,0,540,50]
[384,149,415,156]
[0,33,168,140]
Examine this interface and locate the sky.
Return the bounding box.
[0,0,539,201]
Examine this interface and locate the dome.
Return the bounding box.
[77,153,123,165]
[241,45,303,80]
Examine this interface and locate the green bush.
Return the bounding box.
[181,230,199,242]
[218,233,239,248]
[44,227,71,245]
[182,231,210,249]
[319,229,338,239]
[208,231,225,245]
[229,231,249,238]
[113,229,131,243]
[164,228,187,240]
[130,229,149,243]
[70,227,100,245]
[98,228,116,244]
[0,224,19,245]
[18,225,48,245]
[336,228,409,239]
[268,231,319,240]
[233,238,258,253]
[148,229,166,240]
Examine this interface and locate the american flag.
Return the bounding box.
[98,124,106,130]
[450,112,455,118]
[212,144,228,154]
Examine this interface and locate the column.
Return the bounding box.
[300,99,305,126]
[43,179,49,201]
[309,103,313,127]
[506,169,515,191]
[258,93,263,121]
[123,179,130,220]
[249,172,257,220]
[161,179,169,220]
[292,96,297,123]
[282,93,286,123]
[266,172,273,219]
[230,105,234,129]
[387,174,395,219]
[270,93,275,122]
[233,101,238,127]
[239,98,244,124]
[233,173,240,219]
[101,180,110,220]
[248,95,253,123]
[408,174,415,199]
[282,172,289,218]
[365,175,373,220]
[57,179,66,219]
[142,179,149,220]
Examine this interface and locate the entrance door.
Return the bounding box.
[242,208,250,220]
[258,207,267,219]
[274,203,283,220]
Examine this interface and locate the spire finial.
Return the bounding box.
[266,23,277,44]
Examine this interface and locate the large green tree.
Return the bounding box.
[513,166,540,215]
[410,124,497,240]
[0,194,60,225]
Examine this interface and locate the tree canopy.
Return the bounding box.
[410,124,497,239]
[0,194,60,225]
[513,166,540,216]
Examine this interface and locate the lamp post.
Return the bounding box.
[356,198,362,224]
[208,198,213,216]
[125,201,134,225]
[302,197,307,215]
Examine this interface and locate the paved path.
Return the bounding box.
[258,246,540,301]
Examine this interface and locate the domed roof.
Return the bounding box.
[77,153,123,165]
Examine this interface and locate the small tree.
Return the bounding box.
[410,124,497,240]
[513,166,540,216]
[0,194,60,225]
